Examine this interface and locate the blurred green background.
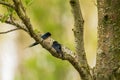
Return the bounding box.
[0,0,97,80]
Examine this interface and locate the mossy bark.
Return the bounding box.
[94,0,120,80]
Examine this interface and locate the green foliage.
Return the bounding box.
[0,7,14,22]
[0,13,9,22]
[24,0,33,6]
[34,29,41,34]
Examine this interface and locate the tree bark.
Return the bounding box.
[70,0,92,80]
[94,0,120,80]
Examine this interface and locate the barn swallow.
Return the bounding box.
[29,32,51,47]
[52,41,63,56]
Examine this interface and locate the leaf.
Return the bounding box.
[34,29,41,34]
[0,11,11,22]
[8,7,14,13]
[25,0,33,6]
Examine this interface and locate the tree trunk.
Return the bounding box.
[94,0,120,80]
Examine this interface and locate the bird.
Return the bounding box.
[28,32,51,47]
[41,32,51,40]
[52,41,63,56]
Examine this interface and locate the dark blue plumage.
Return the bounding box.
[41,32,51,40]
[52,41,62,55]
[29,32,51,47]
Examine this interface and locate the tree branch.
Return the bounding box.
[0,28,19,34]
[0,1,15,9]
[70,0,92,79]
[12,0,35,37]
[0,14,28,32]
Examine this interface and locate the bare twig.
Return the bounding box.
[0,1,15,9]
[0,28,20,34]
[0,14,28,32]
